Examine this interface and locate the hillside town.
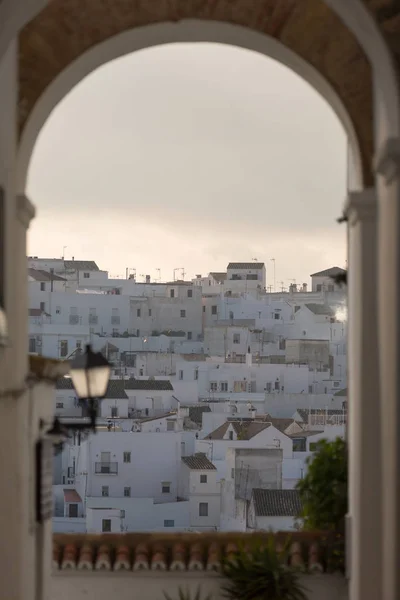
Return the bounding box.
[27,257,347,534]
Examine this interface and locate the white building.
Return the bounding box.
[28,257,108,289]
[180,454,220,530]
[220,446,283,531]
[310,267,346,293]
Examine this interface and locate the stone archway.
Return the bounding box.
[18,0,375,190]
[16,19,366,193]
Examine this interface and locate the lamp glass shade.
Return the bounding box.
[70,345,111,399]
[0,305,8,347]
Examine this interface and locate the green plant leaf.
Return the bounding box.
[221,539,308,600]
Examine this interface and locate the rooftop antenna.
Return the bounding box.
[173,268,183,282]
[62,246,67,260]
[252,258,258,261]
[270,258,276,292]
[156,268,161,283]
[279,281,285,292]
[181,268,185,281]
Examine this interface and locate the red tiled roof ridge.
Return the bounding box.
[53,532,340,573]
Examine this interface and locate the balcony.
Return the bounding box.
[111,316,120,325]
[89,315,98,324]
[69,315,80,325]
[94,462,118,475]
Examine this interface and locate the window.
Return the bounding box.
[180,309,186,318]
[199,502,208,517]
[231,468,235,479]
[123,452,131,463]
[84,272,90,279]
[194,368,199,381]
[200,474,207,483]
[76,340,82,350]
[137,308,141,317]
[40,282,45,291]
[179,370,183,381]
[333,381,340,388]
[220,382,228,392]
[56,306,61,314]
[111,406,118,418]
[102,519,111,532]
[274,313,280,320]
[316,284,322,292]
[274,380,280,390]
[121,510,125,519]
[202,306,206,313]
[149,309,152,317]
[266,382,272,393]
[102,486,109,497]
[162,482,171,494]
[308,385,313,393]
[229,431,233,440]
[210,382,217,392]
[29,338,36,353]
[136,329,140,337]
[40,301,45,312]
[60,340,68,357]
[309,442,318,452]
[164,520,175,527]
[112,328,119,337]
[170,289,175,298]
[233,333,240,344]
[56,402,64,409]
[187,331,192,340]
[124,487,131,497]
[167,420,175,431]
[211,305,217,315]
[187,289,193,298]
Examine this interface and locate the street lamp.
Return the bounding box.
[0,304,8,347]
[47,345,112,441]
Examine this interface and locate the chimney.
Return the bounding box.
[302,283,307,292]
[146,275,151,283]
[246,346,252,367]
[196,274,202,279]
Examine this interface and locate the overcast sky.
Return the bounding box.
[27,42,347,288]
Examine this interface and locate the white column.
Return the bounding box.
[346,188,381,600]
[375,137,400,600]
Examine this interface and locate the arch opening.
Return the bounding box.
[17,20,364,194]
[27,41,350,281]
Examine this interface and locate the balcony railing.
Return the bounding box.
[111,316,120,324]
[94,462,118,475]
[69,315,79,325]
[89,315,98,324]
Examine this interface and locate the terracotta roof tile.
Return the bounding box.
[124,378,174,391]
[63,489,82,503]
[205,421,271,440]
[310,267,346,277]
[227,262,265,270]
[252,489,302,517]
[56,377,129,399]
[182,454,216,470]
[53,533,340,572]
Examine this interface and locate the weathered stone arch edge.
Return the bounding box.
[16,19,364,194]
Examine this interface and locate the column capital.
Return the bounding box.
[16,194,35,229]
[344,187,376,226]
[375,137,400,184]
